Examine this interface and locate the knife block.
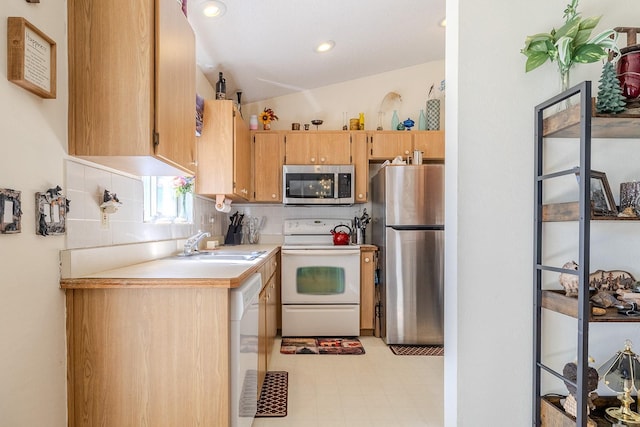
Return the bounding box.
[224,225,242,245]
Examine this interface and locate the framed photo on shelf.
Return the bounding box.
[575,170,617,216]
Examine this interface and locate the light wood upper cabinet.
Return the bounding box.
[369,131,413,161]
[413,131,445,160]
[253,132,284,202]
[285,132,351,165]
[351,132,369,203]
[197,100,251,200]
[68,0,196,176]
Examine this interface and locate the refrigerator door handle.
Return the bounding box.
[388,225,444,231]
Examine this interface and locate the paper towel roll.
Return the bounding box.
[215,196,232,213]
[216,203,231,213]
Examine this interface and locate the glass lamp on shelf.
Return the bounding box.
[597,340,640,424]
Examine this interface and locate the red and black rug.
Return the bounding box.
[389,345,444,356]
[280,337,365,355]
[256,371,288,418]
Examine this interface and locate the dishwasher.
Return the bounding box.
[230,273,262,427]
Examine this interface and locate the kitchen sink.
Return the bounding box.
[173,250,266,261]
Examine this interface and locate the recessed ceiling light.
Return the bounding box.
[439,18,446,27]
[201,0,226,18]
[315,40,335,53]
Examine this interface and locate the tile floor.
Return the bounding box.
[253,336,444,427]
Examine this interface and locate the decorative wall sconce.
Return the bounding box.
[0,188,22,234]
[36,185,67,236]
[100,190,122,214]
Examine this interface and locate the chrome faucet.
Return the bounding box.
[184,231,211,256]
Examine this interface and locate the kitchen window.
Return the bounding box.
[142,176,193,223]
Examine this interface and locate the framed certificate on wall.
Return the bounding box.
[7,17,57,99]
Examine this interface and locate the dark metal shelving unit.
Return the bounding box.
[533,81,593,427]
[533,81,640,426]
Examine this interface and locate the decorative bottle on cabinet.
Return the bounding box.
[418,109,427,130]
[215,72,226,100]
[391,110,400,130]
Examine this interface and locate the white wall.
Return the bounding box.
[448,1,640,425]
[242,61,445,131]
[0,2,222,424]
[0,2,68,425]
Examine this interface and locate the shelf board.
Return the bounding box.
[542,202,640,222]
[543,101,640,138]
[541,395,632,426]
[542,290,640,322]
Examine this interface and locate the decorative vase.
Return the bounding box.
[249,115,258,130]
[558,68,573,110]
[263,122,271,130]
[176,193,187,221]
[391,110,400,131]
[418,109,427,130]
[426,99,440,130]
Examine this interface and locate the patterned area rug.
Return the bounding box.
[256,371,288,418]
[280,337,365,355]
[389,345,444,356]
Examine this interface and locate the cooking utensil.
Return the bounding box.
[331,224,351,245]
[311,119,323,130]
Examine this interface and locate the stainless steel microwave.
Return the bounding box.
[283,165,354,205]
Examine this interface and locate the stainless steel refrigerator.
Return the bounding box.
[371,164,444,345]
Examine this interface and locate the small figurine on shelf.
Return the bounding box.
[596,61,627,114]
[559,260,579,297]
[403,118,415,131]
[562,360,599,427]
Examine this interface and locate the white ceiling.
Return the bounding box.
[186,0,446,103]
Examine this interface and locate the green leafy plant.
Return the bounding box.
[521,0,619,79]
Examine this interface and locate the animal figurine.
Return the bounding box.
[103,190,119,203]
[562,361,599,426]
[46,185,62,199]
[559,261,579,297]
[38,212,48,236]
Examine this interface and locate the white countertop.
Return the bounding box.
[60,244,280,289]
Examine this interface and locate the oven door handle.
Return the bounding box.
[282,249,360,256]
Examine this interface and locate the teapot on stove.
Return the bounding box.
[331,225,352,245]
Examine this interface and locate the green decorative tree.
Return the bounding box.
[596,61,627,114]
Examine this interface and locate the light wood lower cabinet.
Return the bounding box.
[258,251,280,393]
[66,287,231,427]
[360,247,377,334]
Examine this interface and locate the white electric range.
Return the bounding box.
[280,219,361,337]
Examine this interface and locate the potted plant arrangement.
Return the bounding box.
[521,0,620,92]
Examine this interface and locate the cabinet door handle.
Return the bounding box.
[404,150,410,155]
[320,157,326,163]
[358,193,364,199]
[364,257,370,263]
[271,193,277,199]
[310,157,316,163]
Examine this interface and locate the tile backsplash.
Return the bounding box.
[64,159,375,249]
[64,159,224,249]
